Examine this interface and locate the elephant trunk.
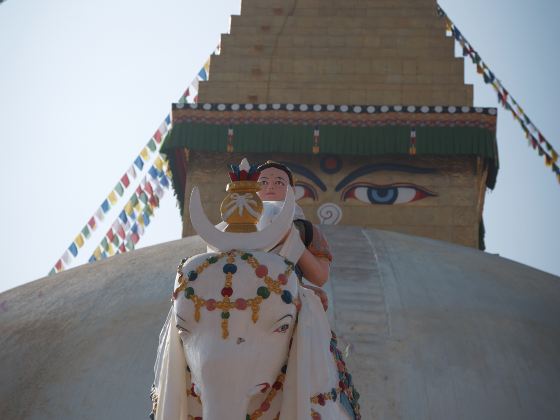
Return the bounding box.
[201,387,250,420]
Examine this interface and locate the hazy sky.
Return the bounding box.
[0,0,559,293]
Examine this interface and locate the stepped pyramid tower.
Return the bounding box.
[162,0,498,250]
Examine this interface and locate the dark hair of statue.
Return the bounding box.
[256,161,295,187]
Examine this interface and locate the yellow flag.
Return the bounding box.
[140,147,150,160]
[134,201,142,212]
[107,243,114,256]
[125,202,133,216]
[138,217,145,227]
[75,234,85,248]
[154,156,164,171]
[204,58,210,73]
[94,247,102,260]
[108,191,118,205]
[551,150,558,163]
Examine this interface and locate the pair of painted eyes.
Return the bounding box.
[177,323,290,334]
[294,182,435,204]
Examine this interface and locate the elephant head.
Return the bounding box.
[152,185,357,420]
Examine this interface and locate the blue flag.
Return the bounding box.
[101,199,110,213]
[134,156,144,170]
[69,243,78,257]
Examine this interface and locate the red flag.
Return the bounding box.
[121,174,130,187]
[144,180,154,196]
[88,217,96,229]
[154,130,162,143]
[107,229,114,242]
[136,185,143,195]
[117,226,126,239]
[538,132,546,143]
[119,243,126,253]
[55,260,63,271]
[132,233,140,244]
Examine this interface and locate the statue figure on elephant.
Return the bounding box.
[150,159,361,420]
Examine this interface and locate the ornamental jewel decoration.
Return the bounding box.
[173,251,299,339]
[221,158,264,233]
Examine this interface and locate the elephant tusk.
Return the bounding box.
[189,185,295,252]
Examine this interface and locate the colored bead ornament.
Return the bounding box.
[255,265,268,278]
[223,263,237,274]
[281,290,293,304]
[257,286,271,299]
[235,298,248,310]
[172,251,296,340]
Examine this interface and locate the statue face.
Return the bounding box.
[173,251,299,418]
[257,167,290,201]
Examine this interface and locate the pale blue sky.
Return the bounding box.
[0,0,558,293]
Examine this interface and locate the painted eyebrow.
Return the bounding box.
[176,313,188,323]
[276,314,294,323]
[335,164,438,191]
[278,161,327,191]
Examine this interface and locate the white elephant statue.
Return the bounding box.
[150,185,361,420]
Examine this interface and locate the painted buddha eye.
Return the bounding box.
[294,181,317,201]
[341,183,437,205]
[274,323,291,334]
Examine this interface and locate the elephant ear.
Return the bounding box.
[152,307,189,420]
[279,286,334,420]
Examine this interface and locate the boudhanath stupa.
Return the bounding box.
[1,1,559,419]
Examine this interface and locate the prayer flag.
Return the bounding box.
[55,259,63,271]
[149,166,159,179]
[144,180,154,196]
[119,243,126,253]
[108,191,118,205]
[88,256,97,264]
[112,234,120,247]
[117,226,126,239]
[101,237,109,251]
[121,174,130,187]
[132,232,140,244]
[125,201,134,216]
[82,226,91,239]
[69,243,78,257]
[127,165,137,180]
[107,229,114,242]
[75,234,85,248]
[119,210,127,224]
[143,212,150,227]
[94,247,102,260]
[62,250,72,265]
[115,182,124,197]
[165,114,171,126]
[131,194,139,207]
[154,156,164,171]
[160,175,169,188]
[147,139,157,152]
[139,192,148,204]
[88,217,96,229]
[101,200,110,213]
[198,68,207,81]
[134,156,144,170]
[140,147,150,161]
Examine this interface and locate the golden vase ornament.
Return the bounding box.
[220,158,263,233]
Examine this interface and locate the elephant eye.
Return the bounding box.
[176,324,190,334]
[274,323,290,334]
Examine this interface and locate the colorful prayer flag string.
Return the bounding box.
[49,44,218,274]
[88,158,172,262]
[437,4,560,185]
